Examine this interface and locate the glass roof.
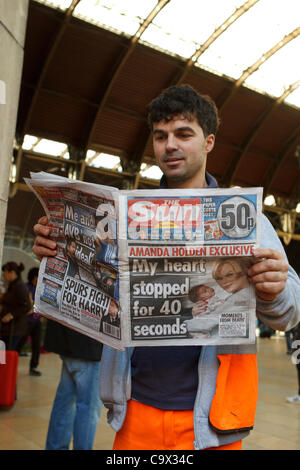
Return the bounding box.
[22,135,163,180]
[35,0,300,109]
[23,135,70,157]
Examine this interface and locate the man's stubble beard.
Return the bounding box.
[164,157,206,185]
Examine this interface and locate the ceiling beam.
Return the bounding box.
[136,0,260,174]
[222,79,300,186]
[264,126,300,195]
[21,0,82,138]
[276,230,300,242]
[13,1,81,194]
[217,26,300,111]
[176,0,260,85]
[80,0,171,181]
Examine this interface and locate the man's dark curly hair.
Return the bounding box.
[147,84,220,136]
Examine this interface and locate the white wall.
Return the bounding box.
[0,0,29,265]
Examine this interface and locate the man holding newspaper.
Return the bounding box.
[33,85,300,450]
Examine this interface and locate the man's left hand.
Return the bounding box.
[248,248,289,301]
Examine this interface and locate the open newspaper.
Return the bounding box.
[25,172,262,350]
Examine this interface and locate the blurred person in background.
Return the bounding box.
[17,267,42,376]
[286,275,300,403]
[43,320,103,450]
[286,321,300,403]
[285,324,298,355]
[0,262,31,351]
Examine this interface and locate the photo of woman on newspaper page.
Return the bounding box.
[184,257,255,339]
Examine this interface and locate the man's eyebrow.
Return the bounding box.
[153,126,195,134]
[175,126,195,133]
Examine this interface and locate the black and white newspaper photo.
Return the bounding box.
[25,172,262,349]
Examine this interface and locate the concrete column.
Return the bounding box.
[0,0,28,265]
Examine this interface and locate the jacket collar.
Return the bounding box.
[159,171,218,189]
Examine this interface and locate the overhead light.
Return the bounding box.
[89,152,121,170]
[22,134,39,150]
[140,164,163,180]
[68,167,77,180]
[35,0,73,10]
[34,138,68,157]
[9,163,17,183]
[264,195,276,206]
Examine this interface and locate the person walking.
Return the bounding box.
[1,262,31,351]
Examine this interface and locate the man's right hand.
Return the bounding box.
[33,216,57,261]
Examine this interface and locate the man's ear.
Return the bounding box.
[205,134,215,154]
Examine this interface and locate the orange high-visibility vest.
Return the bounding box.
[209,353,258,433]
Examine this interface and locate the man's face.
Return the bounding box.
[152,115,215,189]
[137,229,147,240]
[184,229,193,240]
[2,269,11,283]
[109,301,118,318]
[67,241,76,257]
[163,230,171,240]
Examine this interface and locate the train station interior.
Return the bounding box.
[1,0,300,450]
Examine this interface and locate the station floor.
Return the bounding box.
[0,333,300,450]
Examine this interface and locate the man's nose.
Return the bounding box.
[165,134,178,152]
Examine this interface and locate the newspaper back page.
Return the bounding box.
[25,173,122,350]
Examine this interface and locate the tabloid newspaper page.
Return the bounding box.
[25,172,122,350]
[119,187,262,347]
[25,172,262,350]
